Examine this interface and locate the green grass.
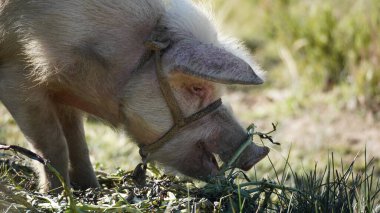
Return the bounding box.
[1,129,379,212]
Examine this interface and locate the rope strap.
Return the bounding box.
[138,40,223,156]
[132,37,223,186]
[140,98,222,155]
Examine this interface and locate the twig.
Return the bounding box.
[255,123,280,145]
[76,204,142,213]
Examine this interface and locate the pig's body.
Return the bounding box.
[0,0,269,192]
[0,0,163,123]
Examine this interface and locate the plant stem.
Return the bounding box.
[219,125,255,175]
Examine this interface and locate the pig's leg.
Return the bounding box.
[0,87,70,192]
[56,106,99,189]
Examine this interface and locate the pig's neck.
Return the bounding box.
[53,89,124,126]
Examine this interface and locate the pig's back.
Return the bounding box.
[0,0,164,83]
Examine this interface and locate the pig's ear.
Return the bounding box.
[162,40,263,85]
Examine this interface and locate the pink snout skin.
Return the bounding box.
[237,145,270,171]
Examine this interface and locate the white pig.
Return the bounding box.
[0,0,269,192]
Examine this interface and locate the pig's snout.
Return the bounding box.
[236,144,270,171]
[201,105,270,172]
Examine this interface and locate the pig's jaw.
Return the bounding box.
[203,149,220,176]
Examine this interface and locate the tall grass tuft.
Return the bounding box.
[201,153,380,212]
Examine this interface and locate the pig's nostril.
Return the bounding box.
[240,146,270,171]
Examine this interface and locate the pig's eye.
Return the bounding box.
[188,85,205,99]
[192,86,203,93]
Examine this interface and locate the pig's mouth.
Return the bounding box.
[200,142,220,176]
[209,152,220,171]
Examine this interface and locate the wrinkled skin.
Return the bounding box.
[0,0,269,192]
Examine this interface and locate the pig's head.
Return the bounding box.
[122,38,269,179]
[122,0,268,179]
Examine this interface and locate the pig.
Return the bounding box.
[0,0,269,192]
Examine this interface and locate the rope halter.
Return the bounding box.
[132,36,223,185]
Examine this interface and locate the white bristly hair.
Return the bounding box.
[162,0,218,43]
[162,0,265,80]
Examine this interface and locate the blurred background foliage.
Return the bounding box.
[214,0,380,112]
[205,0,380,176]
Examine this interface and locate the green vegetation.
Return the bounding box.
[1,127,379,212]
[215,0,380,111]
